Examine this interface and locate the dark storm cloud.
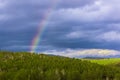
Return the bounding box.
[1,0,120,53]
[40,22,120,50]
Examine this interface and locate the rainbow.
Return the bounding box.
[30,0,59,53]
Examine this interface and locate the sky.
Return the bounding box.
[0,0,120,58]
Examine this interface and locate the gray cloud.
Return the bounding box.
[1,0,120,56]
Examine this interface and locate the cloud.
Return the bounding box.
[52,0,110,22]
[66,31,84,39]
[1,0,120,52]
[52,0,120,23]
[57,0,96,8]
[43,49,120,58]
[96,31,120,42]
[0,0,8,9]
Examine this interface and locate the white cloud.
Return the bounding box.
[66,31,84,39]
[52,0,120,22]
[0,0,8,9]
[96,31,120,42]
[43,49,120,58]
[53,0,111,22]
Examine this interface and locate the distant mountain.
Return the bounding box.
[83,57,105,59]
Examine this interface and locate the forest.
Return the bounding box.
[0,51,120,80]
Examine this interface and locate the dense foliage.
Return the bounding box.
[0,51,120,80]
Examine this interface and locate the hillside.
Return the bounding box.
[86,58,120,65]
[0,51,120,80]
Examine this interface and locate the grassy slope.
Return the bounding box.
[1,51,120,80]
[84,58,120,65]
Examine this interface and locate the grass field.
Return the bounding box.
[84,58,120,65]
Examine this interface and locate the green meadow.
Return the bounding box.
[84,58,120,65]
